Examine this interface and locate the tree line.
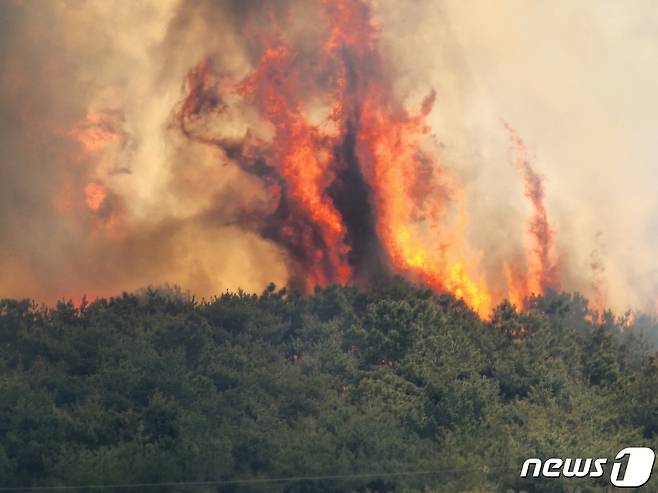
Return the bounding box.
[0,280,657,492]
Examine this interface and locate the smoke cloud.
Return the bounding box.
[0,0,656,315]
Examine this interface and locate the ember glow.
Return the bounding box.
[1,0,658,318]
[69,112,121,154]
[84,182,108,211]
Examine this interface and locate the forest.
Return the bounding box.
[0,279,657,492]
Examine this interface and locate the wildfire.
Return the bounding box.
[502,120,560,298]
[238,43,351,288]
[171,0,566,318]
[69,111,120,153]
[84,182,108,211]
[6,0,653,320]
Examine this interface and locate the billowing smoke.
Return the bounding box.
[0,0,657,317]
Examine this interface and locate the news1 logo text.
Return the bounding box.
[520,447,656,487]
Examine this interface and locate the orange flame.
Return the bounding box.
[84,182,107,211]
[356,90,491,315]
[69,111,120,153]
[239,44,351,288]
[172,0,568,318]
[502,120,560,296]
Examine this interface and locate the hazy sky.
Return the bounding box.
[439,0,658,312]
[0,0,656,314]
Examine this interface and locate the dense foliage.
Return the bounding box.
[0,280,656,492]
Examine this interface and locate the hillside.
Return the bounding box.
[0,280,657,492]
